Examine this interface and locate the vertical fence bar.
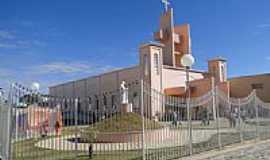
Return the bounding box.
[7,85,13,160]
[238,98,243,143]
[216,87,221,149]
[140,80,145,160]
[0,91,11,160]
[186,68,193,155]
[212,79,221,149]
[211,79,217,148]
[211,78,217,122]
[254,90,260,141]
[75,98,79,159]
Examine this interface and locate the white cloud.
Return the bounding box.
[0,68,12,77]
[0,61,118,93]
[20,21,35,27]
[253,23,270,36]
[0,43,18,49]
[16,40,46,48]
[28,61,116,75]
[0,40,46,49]
[257,24,270,29]
[0,28,46,49]
[32,40,46,47]
[0,30,15,40]
[35,62,91,74]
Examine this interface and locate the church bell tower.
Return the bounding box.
[154,0,193,68]
[208,57,228,84]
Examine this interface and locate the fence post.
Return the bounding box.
[0,85,13,160]
[185,68,193,155]
[216,89,222,149]
[140,80,145,160]
[238,99,243,143]
[7,102,13,160]
[254,90,260,141]
[75,98,79,159]
[9,84,16,160]
[211,78,217,121]
[212,78,221,149]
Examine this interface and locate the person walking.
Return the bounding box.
[55,120,62,136]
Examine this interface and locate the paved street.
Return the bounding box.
[182,140,270,160]
[207,142,270,160]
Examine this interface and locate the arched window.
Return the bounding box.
[154,53,159,75]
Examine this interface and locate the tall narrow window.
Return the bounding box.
[95,95,99,111]
[64,98,68,109]
[77,98,81,112]
[88,97,92,111]
[154,53,159,75]
[111,95,115,109]
[132,92,139,109]
[144,54,149,76]
[103,94,107,107]
[221,65,225,81]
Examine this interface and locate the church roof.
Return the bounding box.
[229,73,270,80]
[140,41,165,48]
[208,56,227,62]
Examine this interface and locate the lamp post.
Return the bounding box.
[31,82,40,92]
[181,54,195,155]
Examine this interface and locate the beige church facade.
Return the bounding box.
[49,6,269,118]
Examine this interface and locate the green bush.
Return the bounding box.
[80,129,99,142]
[84,112,162,133]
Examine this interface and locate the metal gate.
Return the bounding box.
[2,82,270,160]
[141,83,270,159]
[9,83,143,160]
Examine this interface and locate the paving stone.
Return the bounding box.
[205,143,270,160]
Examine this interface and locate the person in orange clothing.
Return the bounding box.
[54,110,63,136]
[55,120,62,136]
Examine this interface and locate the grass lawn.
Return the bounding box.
[85,112,162,133]
[13,130,264,160]
[12,112,156,160]
[12,137,142,160]
[11,115,270,160]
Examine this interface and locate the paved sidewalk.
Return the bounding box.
[35,128,231,151]
[181,139,270,160]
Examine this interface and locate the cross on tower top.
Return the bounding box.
[161,0,170,12]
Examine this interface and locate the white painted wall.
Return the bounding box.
[162,67,204,89]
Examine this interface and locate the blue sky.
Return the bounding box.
[0,0,270,93]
